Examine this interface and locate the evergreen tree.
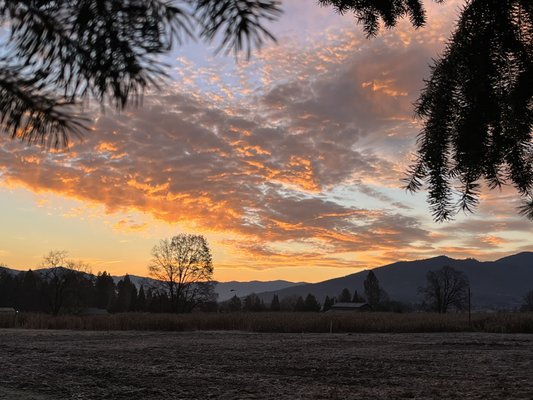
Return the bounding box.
[364,271,382,307]
[136,285,146,312]
[522,290,533,312]
[338,288,352,303]
[0,270,15,308]
[243,293,264,312]
[20,270,44,312]
[352,290,365,303]
[62,272,95,313]
[115,275,137,312]
[322,296,333,312]
[94,272,116,311]
[270,294,280,311]
[228,295,242,312]
[304,294,321,312]
[294,296,306,312]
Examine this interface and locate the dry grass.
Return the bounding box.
[1,312,533,333]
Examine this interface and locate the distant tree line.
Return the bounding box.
[0,268,214,314]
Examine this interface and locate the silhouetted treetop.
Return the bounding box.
[403,0,533,221]
[318,0,439,37]
[322,1,533,221]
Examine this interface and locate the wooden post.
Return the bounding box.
[468,287,472,329]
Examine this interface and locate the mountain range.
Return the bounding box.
[2,252,532,309]
[253,252,533,309]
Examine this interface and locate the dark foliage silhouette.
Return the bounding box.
[270,294,281,311]
[522,290,533,311]
[420,265,470,313]
[243,293,266,311]
[363,270,381,306]
[304,293,321,312]
[0,0,281,147]
[322,0,533,220]
[404,0,533,221]
[149,234,215,312]
[338,288,352,303]
[318,0,431,37]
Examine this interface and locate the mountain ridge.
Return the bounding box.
[253,252,533,309]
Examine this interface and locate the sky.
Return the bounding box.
[1,0,532,283]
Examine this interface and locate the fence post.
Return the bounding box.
[468,287,472,329]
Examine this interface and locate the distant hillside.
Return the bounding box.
[254,253,533,309]
[213,280,306,301]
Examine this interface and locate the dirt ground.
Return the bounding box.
[1,330,532,399]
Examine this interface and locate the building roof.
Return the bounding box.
[0,307,16,313]
[331,302,370,308]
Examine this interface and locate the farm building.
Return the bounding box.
[329,302,371,312]
[0,307,17,314]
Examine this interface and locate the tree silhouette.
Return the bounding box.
[0,0,281,147]
[352,290,364,303]
[270,294,281,311]
[228,294,242,312]
[304,293,321,312]
[94,271,116,311]
[40,250,92,315]
[364,270,384,307]
[294,296,306,312]
[149,234,214,312]
[338,288,352,303]
[521,290,533,312]
[420,265,470,313]
[115,275,138,312]
[136,285,147,312]
[243,293,265,311]
[322,295,333,311]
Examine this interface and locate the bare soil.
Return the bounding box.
[1,329,532,399]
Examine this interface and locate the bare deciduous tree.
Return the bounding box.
[420,265,470,314]
[40,250,92,315]
[149,234,214,312]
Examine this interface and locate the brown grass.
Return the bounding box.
[1,312,532,333]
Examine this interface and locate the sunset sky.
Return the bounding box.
[1,0,532,283]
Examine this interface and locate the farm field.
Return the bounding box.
[1,330,532,399]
